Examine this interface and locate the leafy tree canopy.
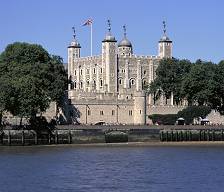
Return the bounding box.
[181,61,217,106]
[0,42,67,122]
[149,58,191,104]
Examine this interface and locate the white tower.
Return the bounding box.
[158,21,172,58]
[102,20,118,93]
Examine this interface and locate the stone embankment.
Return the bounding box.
[0,125,224,145]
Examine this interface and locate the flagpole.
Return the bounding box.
[90,22,93,56]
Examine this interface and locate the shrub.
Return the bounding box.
[177,105,211,124]
[148,114,178,125]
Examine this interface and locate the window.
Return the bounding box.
[112,110,115,116]
[131,79,135,85]
[74,70,76,75]
[74,81,77,89]
[143,70,146,75]
[142,80,147,88]
[100,79,103,87]
[80,69,83,75]
[100,111,104,115]
[71,81,74,89]
[100,68,103,73]
[129,79,135,88]
[88,110,91,116]
[140,110,142,114]
[119,79,122,85]
[80,82,83,89]
[87,80,90,86]
[129,110,133,116]
[93,68,96,74]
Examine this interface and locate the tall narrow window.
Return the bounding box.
[112,110,115,116]
[100,79,103,87]
[88,110,91,116]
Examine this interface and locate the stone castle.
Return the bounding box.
[67,20,186,125]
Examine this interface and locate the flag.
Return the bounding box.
[82,19,93,26]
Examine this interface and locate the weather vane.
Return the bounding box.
[72,26,76,39]
[123,25,127,37]
[107,19,111,32]
[163,21,166,35]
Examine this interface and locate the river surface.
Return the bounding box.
[0,144,224,192]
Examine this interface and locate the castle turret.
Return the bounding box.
[158,21,172,58]
[102,20,118,93]
[134,92,146,125]
[68,27,81,90]
[118,25,133,56]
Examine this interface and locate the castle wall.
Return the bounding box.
[71,101,135,125]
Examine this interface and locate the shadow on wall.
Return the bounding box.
[68,104,81,125]
[56,92,80,125]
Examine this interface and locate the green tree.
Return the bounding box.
[213,60,224,114]
[149,58,191,104]
[181,60,217,106]
[0,42,67,125]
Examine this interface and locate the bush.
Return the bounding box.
[177,106,211,125]
[148,114,178,125]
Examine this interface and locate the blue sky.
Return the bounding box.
[0,0,223,63]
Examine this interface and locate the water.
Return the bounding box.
[0,144,224,192]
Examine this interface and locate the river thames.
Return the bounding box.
[0,144,224,192]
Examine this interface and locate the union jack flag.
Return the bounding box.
[82,19,93,26]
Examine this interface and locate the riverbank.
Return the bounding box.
[1,141,224,148]
[2,125,224,146]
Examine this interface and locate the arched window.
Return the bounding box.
[80,81,83,89]
[129,79,135,88]
[74,81,77,89]
[119,78,122,85]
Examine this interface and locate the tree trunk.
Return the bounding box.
[20,117,23,127]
